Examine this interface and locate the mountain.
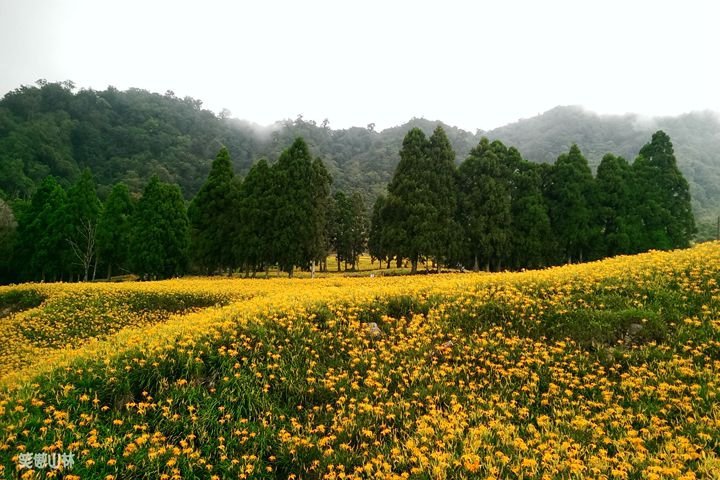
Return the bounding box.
[1,82,718,231]
[486,106,720,221]
[0,82,479,203]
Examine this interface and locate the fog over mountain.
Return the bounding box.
[1,83,718,236]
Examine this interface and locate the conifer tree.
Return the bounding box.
[368,195,390,268]
[0,198,17,282]
[633,131,695,249]
[130,176,189,279]
[188,147,239,274]
[546,145,596,263]
[596,154,641,256]
[426,126,461,269]
[96,183,134,279]
[348,192,369,270]
[271,138,331,277]
[458,138,512,271]
[510,162,553,268]
[236,159,274,276]
[309,157,332,276]
[330,191,353,270]
[16,176,69,280]
[385,128,434,273]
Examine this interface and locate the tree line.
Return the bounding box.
[0,127,695,283]
[0,138,372,283]
[369,127,695,272]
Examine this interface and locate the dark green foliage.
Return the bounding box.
[458,138,512,271]
[65,169,102,281]
[309,158,333,270]
[545,145,597,263]
[0,198,17,282]
[329,192,353,269]
[509,162,553,268]
[486,106,720,222]
[129,177,190,279]
[386,128,432,273]
[0,288,44,314]
[15,176,69,281]
[330,191,369,270]
[1,84,718,227]
[384,127,460,272]
[633,131,696,250]
[368,195,389,267]
[188,147,240,274]
[235,159,274,275]
[595,154,642,256]
[426,126,462,268]
[96,183,134,279]
[270,138,331,276]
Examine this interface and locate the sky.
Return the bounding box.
[0,0,719,132]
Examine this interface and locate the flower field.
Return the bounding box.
[1,243,720,479]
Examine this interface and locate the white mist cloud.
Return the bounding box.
[1,0,719,131]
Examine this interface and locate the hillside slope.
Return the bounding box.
[1,82,718,222]
[1,243,719,478]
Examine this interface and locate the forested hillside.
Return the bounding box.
[0,81,477,203]
[1,82,719,227]
[486,106,720,221]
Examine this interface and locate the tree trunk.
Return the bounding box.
[473,254,479,272]
[411,257,418,274]
[92,255,98,281]
[311,260,316,279]
[485,260,490,272]
[337,256,341,272]
[396,256,402,268]
[107,264,112,281]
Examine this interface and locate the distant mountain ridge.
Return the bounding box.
[485,106,720,220]
[1,83,718,226]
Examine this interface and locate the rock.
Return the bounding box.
[627,323,643,335]
[366,322,383,339]
[623,322,644,345]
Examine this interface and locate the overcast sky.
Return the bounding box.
[1,0,718,131]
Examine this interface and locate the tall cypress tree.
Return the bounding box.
[188,147,239,274]
[458,138,512,271]
[330,191,353,270]
[96,182,134,279]
[309,157,332,276]
[271,138,330,277]
[633,131,695,249]
[426,126,461,269]
[510,162,553,269]
[546,145,596,263]
[596,154,642,256]
[130,176,189,279]
[386,128,434,273]
[16,176,69,281]
[236,159,273,276]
